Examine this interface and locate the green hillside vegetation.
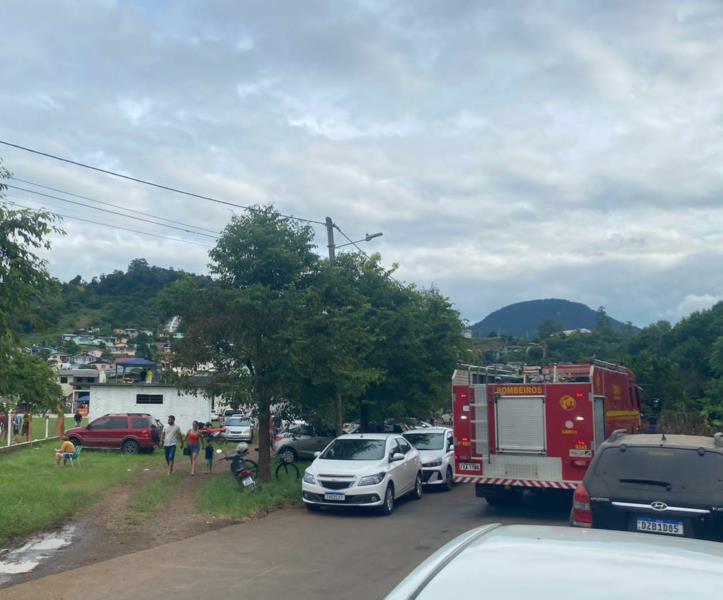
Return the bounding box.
[471,298,632,338]
[22,258,208,339]
[467,305,723,433]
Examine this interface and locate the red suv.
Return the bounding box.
[65,413,161,454]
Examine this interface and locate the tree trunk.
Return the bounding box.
[335,391,343,436]
[257,398,272,483]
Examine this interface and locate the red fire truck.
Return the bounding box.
[452,360,641,503]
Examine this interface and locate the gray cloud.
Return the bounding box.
[2,0,723,326]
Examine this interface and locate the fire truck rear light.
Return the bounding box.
[572,483,593,527]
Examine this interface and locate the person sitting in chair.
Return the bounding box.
[55,437,76,466]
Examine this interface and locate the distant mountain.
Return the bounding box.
[470,299,630,338]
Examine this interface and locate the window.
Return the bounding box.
[90,416,128,430]
[319,439,387,460]
[131,417,153,429]
[403,433,444,450]
[397,438,413,454]
[59,376,68,383]
[136,394,163,405]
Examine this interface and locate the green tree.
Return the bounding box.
[167,206,318,481]
[0,158,63,411]
[291,253,384,434]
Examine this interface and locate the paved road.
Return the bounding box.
[4,485,570,600]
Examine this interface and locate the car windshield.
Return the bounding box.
[404,432,444,450]
[319,439,386,460]
[594,446,723,492]
[227,417,250,427]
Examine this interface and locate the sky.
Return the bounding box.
[2,0,723,327]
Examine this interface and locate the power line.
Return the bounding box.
[333,224,372,258]
[5,198,214,249]
[0,139,326,225]
[11,176,219,235]
[7,184,219,239]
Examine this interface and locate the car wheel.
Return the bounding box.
[379,484,395,516]
[306,503,320,512]
[68,436,81,448]
[444,466,454,491]
[281,447,297,464]
[121,440,140,455]
[412,473,423,500]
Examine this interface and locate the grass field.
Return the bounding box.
[197,465,307,520]
[0,443,163,544]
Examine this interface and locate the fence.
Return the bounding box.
[0,414,75,452]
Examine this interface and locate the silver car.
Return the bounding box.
[223,416,253,442]
[386,524,723,599]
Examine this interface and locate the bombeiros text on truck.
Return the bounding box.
[452,360,641,504]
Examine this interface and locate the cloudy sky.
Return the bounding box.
[2,0,723,326]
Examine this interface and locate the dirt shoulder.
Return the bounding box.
[3,459,233,587]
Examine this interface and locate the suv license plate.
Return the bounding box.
[458,463,478,471]
[324,492,345,501]
[636,517,683,536]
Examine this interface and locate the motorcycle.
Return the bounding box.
[217,442,258,491]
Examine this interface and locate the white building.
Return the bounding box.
[88,384,212,430]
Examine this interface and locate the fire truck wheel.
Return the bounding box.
[380,484,395,516]
[444,466,454,491]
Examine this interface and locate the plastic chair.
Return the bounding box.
[65,445,82,466]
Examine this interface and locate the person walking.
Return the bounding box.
[202,423,215,474]
[74,411,82,427]
[161,415,183,475]
[185,421,202,476]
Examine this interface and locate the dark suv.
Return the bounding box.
[572,431,723,541]
[65,413,161,454]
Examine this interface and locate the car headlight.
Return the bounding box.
[423,458,443,468]
[303,471,316,485]
[358,472,387,486]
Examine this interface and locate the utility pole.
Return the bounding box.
[325,216,336,264]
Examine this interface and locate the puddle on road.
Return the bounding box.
[0,526,75,586]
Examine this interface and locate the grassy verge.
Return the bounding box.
[126,475,183,524]
[197,467,307,520]
[0,443,162,544]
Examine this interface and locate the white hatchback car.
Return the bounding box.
[302,433,423,515]
[403,428,454,491]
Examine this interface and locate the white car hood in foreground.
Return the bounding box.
[386,525,723,599]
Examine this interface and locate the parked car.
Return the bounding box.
[571,431,723,541]
[220,409,236,425]
[223,415,253,442]
[302,433,422,515]
[210,410,220,421]
[386,524,723,599]
[274,424,336,461]
[64,413,160,454]
[403,427,454,490]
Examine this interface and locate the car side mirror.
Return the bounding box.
[313,451,321,458]
[390,452,405,463]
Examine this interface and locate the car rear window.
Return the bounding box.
[594,446,723,492]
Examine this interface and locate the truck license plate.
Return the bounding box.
[458,463,478,471]
[636,518,683,536]
[324,492,345,501]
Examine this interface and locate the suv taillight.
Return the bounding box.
[572,483,593,528]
